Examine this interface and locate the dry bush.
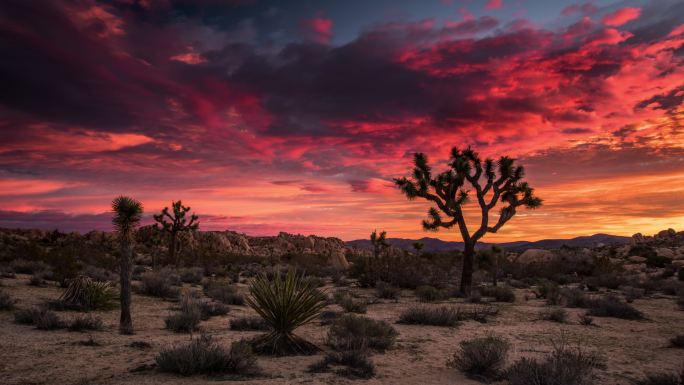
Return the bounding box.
[479,285,516,303]
[230,316,270,331]
[205,283,245,305]
[447,335,510,382]
[326,314,398,352]
[586,295,645,320]
[635,369,684,385]
[138,270,180,299]
[334,291,367,313]
[156,335,259,376]
[0,290,15,310]
[67,314,104,332]
[669,335,684,349]
[415,285,446,302]
[165,296,202,333]
[456,305,500,323]
[308,350,375,379]
[398,306,460,327]
[375,281,400,300]
[539,307,568,323]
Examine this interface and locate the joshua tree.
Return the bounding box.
[112,196,143,334]
[153,200,199,266]
[395,147,541,295]
[412,241,424,255]
[370,230,390,258]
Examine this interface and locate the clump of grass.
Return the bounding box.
[246,269,327,355]
[59,275,117,310]
[179,267,205,285]
[375,281,400,300]
[198,300,228,320]
[398,306,460,327]
[561,288,588,308]
[29,273,47,287]
[586,295,645,320]
[308,350,375,379]
[635,369,684,385]
[579,313,594,326]
[14,306,64,329]
[205,283,245,305]
[165,296,202,333]
[539,307,568,323]
[447,335,510,382]
[327,314,398,352]
[534,280,561,305]
[156,335,259,376]
[139,270,180,299]
[506,336,605,385]
[0,290,16,310]
[456,305,499,323]
[67,314,104,332]
[415,285,445,302]
[479,285,516,303]
[669,335,684,349]
[319,310,342,325]
[334,291,367,313]
[230,316,271,331]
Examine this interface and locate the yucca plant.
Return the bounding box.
[59,275,117,310]
[246,269,327,355]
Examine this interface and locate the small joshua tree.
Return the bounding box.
[395,147,541,295]
[154,200,199,266]
[370,230,389,258]
[112,196,143,334]
[412,241,424,255]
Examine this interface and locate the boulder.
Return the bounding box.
[627,255,647,264]
[623,263,646,272]
[672,260,684,268]
[656,248,675,258]
[517,249,555,264]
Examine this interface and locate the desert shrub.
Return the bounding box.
[579,313,594,326]
[479,285,515,303]
[81,265,117,282]
[129,341,152,349]
[10,259,50,274]
[198,300,228,320]
[457,305,499,323]
[308,350,375,379]
[586,295,644,320]
[398,306,460,327]
[415,285,445,302]
[29,273,48,287]
[139,270,180,299]
[319,310,342,325]
[669,335,684,348]
[375,281,400,300]
[58,275,117,310]
[535,280,562,305]
[660,281,684,296]
[14,306,64,329]
[165,296,202,333]
[584,273,625,291]
[468,291,483,303]
[327,314,398,352]
[347,252,456,289]
[624,287,645,303]
[230,316,270,331]
[678,267,684,281]
[205,283,244,305]
[447,335,510,382]
[630,245,672,268]
[334,291,367,313]
[156,335,259,376]
[14,307,39,324]
[506,338,605,385]
[246,269,327,355]
[0,290,15,310]
[178,267,205,285]
[635,370,684,385]
[539,307,568,323]
[67,314,104,332]
[678,289,684,310]
[561,288,588,308]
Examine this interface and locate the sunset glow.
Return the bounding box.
[1,0,683,241]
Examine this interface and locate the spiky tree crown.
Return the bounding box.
[370,230,389,247]
[394,147,541,242]
[153,200,199,233]
[111,196,143,236]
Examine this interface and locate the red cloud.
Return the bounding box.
[485,0,503,10]
[601,7,641,27]
[300,16,333,44]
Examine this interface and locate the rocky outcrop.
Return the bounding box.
[516,249,555,264]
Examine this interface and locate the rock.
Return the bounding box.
[672,260,684,268]
[516,249,555,264]
[628,255,647,264]
[656,248,675,258]
[656,228,676,239]
[631,233,645,244]
[623,263,646,272]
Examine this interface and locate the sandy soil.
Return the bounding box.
[1,275,683,385]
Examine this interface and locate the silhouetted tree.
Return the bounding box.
[395,147,542,295]
[112,196,143,334]
[412,241,424,255]
[370,230,389,258]
[153,201,199,266]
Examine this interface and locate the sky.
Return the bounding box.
[0,0,683,242]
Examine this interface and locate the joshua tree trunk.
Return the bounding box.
[460,241,475,296]
[168,231,178,266]
[119,236,133,334]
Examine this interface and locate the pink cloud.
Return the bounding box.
[485,0,503,10]
[602,7,641,27]
[300,15,333,44]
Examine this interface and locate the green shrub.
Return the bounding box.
[245,269,327,355]
[447,335,509,382]
[308,350,375,379]
[156,335,259,376]
[334,292,367,313]
[506,338,605,385]
[539,307,568,323]
[230,316,270,331]
[59,275,117,310]
[206,283,245,305]
[327,314,398,352]
[67,314,104,332]
[398,306,460,327]
[586,295,645,320]
[375,281,400,300]
[479,285,515,303]
[0,290,15,310]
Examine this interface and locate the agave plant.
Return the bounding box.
[246,269,327,355]
[59,275,117,310]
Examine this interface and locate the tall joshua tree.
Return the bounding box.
[395,147,542,295]
[153,200,199,266]
[370,230,389,258]
[112,196,143,335]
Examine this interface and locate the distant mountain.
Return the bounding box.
[345,233,631,253]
